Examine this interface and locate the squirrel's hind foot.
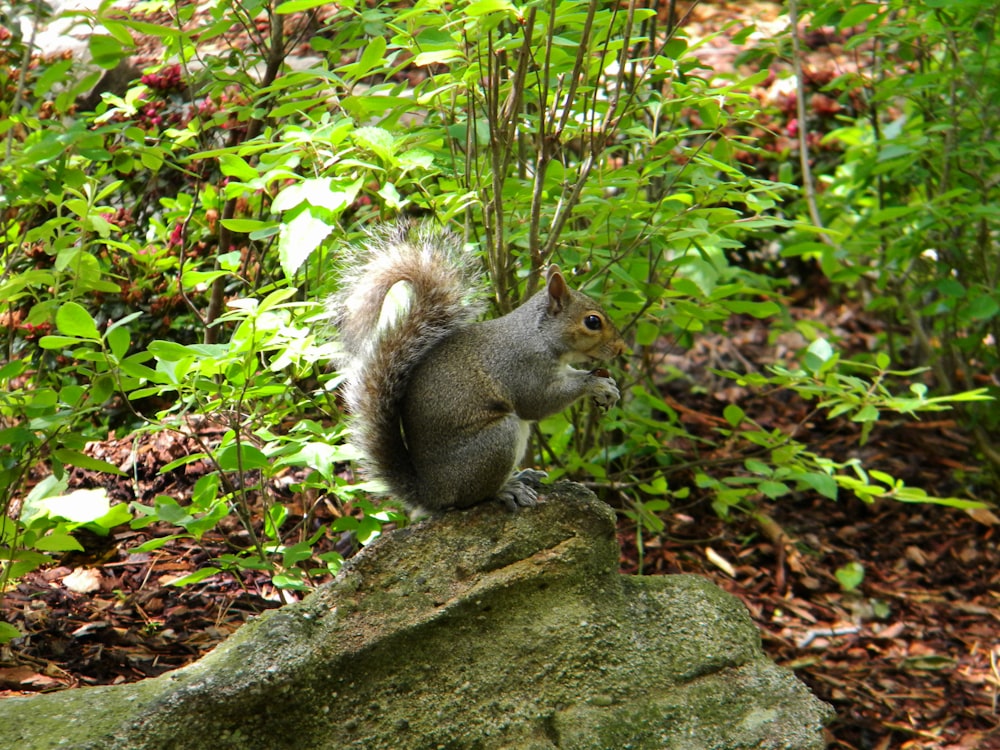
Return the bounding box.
[497,470,548,511]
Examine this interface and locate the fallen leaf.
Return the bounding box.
[905,545,929,567]
[965,507,999,525]
[62,567,102,594]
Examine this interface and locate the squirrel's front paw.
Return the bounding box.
[588,369,620,411]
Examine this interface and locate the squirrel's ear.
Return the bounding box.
[545,265,571,314]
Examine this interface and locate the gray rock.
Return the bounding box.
[0,483,832,749]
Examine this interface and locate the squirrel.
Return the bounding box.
[332,222,626,513]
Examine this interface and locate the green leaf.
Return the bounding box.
[250,224,281,242]
[935,388,991,403]
[217,443,270,472]
[24,488,111,524]
[102,18,136,47]
[92,502,133,531]
[966,293,999,321]
[38,335,87,350]
[308,176,363,212]
[271,182,308,213]
[133,535,188,553]
[0,426,33,445]
[414,49,462,66]
[148,340,199,361]
[275,442,355,481]
[0,622,23,644]
[219,153,259,182]
[839,3,879,29]
[168,567,221,586]
[398,149,435,171]
[352,126,396,163]
[56,302,101,340]
[107,325,130,359]
[272,573,309,591]
[758,480,790,499]
[60,384,86,408]
[275,0,331,12]
[890,488,986,509]
[723,404,744,427]
[33,531,85,552]
[220,219,270,233]
[89,34,130,70]
[936,278,965,297]
[635,320,659,347]
[378,182,405,209]
[803,337,834,374]
[147,496,192,525]
[278,210,332,279]
[465,0,516,15]
[33,57,73,98]
[349,36,387,80]
[120,356,158,381]
[0,358,27,380]
[257,287,298,313]
[53,449,126,476]
[835,561,865,591]
[721,299,781,318]
[191,473,221,510]
[264,504,288,539]
[160,452,210,473]
[851,404,880,423]
[23,133,65,163]
[795,472,839,500]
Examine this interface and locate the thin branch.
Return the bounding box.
[788,0,842,253]
[5,0,44,161]
[205,5,286,344]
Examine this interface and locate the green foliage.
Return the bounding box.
[834,561,864,593]
[728,341,990,447]
[1,0,995,621]
[709,339,988,515]
[0,0,363,608]
[786,0,1000,456]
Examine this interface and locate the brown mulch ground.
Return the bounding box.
[620,479,1000,750]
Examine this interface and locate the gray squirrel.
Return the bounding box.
[332,223,626,512]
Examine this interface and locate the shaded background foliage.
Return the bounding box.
[1,0,999,745]
[0,0,995,649]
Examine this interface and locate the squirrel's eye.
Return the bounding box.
[584,314,603,331]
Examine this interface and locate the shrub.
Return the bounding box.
[781,0,1000,468]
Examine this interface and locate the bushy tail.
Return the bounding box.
[330,222,483,505]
